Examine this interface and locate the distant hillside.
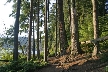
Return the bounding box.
[0,37,33,48]
[0,36,43,51]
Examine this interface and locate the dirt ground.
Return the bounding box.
[36,53,108,72]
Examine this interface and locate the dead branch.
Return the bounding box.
[80,36,108,44]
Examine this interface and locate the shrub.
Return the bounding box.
[48,49,55,57]
[0,49,13,60]
[0,59,48,72]
[40,52,44,59]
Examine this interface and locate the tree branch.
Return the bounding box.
[80,36,108,44]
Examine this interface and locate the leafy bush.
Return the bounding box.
[81,43,93,53]
[0,60,48,72]
[0,49,13,60]
[0,49,48,72]
[40,52,44,59]
[21,61,35,72]
[48,50,55,57]
[19,54,27,61]
[100,52,108,62]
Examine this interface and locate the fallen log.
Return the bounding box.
[80,36,108,44]
[0,60,9,62]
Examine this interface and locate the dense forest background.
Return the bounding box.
[0,0,108,72]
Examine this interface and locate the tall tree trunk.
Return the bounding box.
[55,0,58,56]
[68,0,71,32]
[13,0,21,61]
[27,0,33,61]
[58,0,68,55]
[48,0,49,22]
[33,13,35,58]
[71,0,82,55]
[37,0,40,59]
[91,0,99,57]
[44,0,48,62]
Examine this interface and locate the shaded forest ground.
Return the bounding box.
[36,50,108,72]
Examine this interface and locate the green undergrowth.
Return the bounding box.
[0,59,48,72]
[0,49,48,72]
[100,51,108,62]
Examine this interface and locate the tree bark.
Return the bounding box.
[55,0,58,56]
[13,0,21,61]
[71,0,77,55]
[71,0,82,55]
[91,0,99,57]
[58,0,68,55]
[44,0,48,62]
[37,0,40,59]
[27,0,33,61]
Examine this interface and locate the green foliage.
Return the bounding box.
[0,61,10,66]
[48,49,55,57]
[39,48,55,57]
[1,53,13,61]
[99,15,108,37]
[99,40,108,51]
[48,3,57,50]
[0,60,48,72]
[63,0,71,45]
[105,65,108,72]
[100,51,108,62]
[81,44,94,53]
[5,0,108,61]
[33,59,48,69]
[0,49,13,60]
[18,54,27,60]
[0,37,14,47]
[39,52,44,59]
[6,25,14,36]
[21,61,35,72]
[0,41,4,47]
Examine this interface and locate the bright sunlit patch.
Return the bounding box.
[0,0,14,36]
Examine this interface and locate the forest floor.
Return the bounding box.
[36,51,108,72]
